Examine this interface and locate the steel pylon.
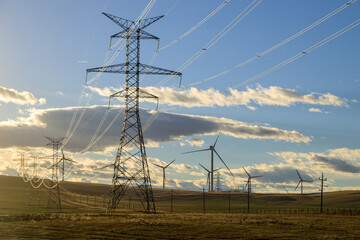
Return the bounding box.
[45,136,64,211]
[87,12,181,213]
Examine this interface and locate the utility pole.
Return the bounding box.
[247,178,250,213]
[228,194,231,213]
[202,188,206,214]
[319,173,327,213]
[170,189,173,213]
[87,12,181,214]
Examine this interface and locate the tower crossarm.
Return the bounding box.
[111,29,159,40]
[110,88,158,100]
[110,88,159,110]
[88,63,181,76]
[102,12,134,30]
[103,12,164,30]
[138,15,164,29]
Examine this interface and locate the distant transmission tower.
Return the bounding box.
[13,153,26,176]
[28,155,40,205]
[215,171,222,192]
[45,136,64,211]
[87,12,182,213]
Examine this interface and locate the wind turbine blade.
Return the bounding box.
[303,180,313,183]
[213,167,221,172]
[294,181,301,191]
[165,159,176,168]
[152,163,164,169]
[199,163,210,173]
[243,167,250,177]
[182,148,210,154]
[282,185,289,194]
[213,132,220,148]
[296,169,303,180]
[214,149,234,177]
[64,158,76,163]
[251,175,262,178]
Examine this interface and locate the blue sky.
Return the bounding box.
[0,0,360,192]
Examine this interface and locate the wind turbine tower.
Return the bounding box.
[56,149,76,181]
[86,12,182,213]
[182,133,234,192]
[153,159,175,189]
[294,169,313,194]
[243,167,262,213]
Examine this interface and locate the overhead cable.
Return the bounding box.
[230,18,360,90]
[158,0,231,52]
[156,0,263,87]
[187,0,358,87]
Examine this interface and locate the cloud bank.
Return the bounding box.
[0,105,311,152]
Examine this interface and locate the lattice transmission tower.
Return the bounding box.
[87,12,182,213]
[45,136,64,211]
[215,171,222,192]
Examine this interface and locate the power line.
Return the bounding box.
[187,0,358,87]
[230,18,360,90]
[157,0,263,87]
[158,0,231,52]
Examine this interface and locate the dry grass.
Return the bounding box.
[1,212,360,239]
[1,175,360,239]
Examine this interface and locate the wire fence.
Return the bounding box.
[50,186,360,215]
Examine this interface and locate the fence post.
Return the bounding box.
[103,195,106,207]
[94,196,96,206]
[80,194,82,203]
[87,195,89,204]
[202,188,205,214]
[228,194,231,213]
[129,198,131,209]
[171,190,173,213]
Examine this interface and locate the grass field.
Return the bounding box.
[1,175,360,239]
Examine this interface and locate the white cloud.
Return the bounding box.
[0,85,46,105]
[180,138,204,147]
[87,85,347,109]
[308,108,328,114]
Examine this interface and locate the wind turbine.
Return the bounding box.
[199,163,221,192]
[294,169,313,194]
[243,167,262,213]
[153,159,175,189]
[182,133,234,192]
[57,149,76,181]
